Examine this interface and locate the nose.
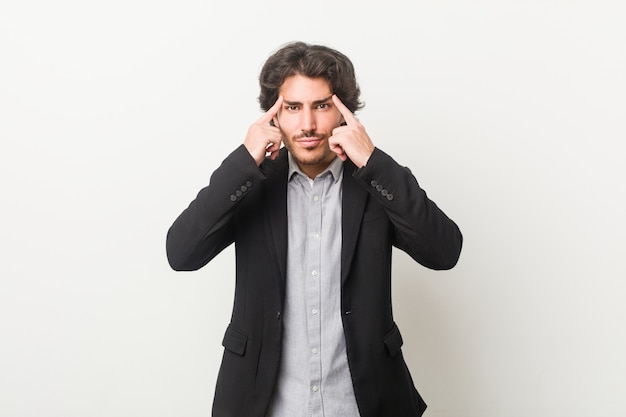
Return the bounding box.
[301,108,316,133]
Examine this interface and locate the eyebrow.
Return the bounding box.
[284,95,333,106]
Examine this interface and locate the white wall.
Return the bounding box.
[1,1,625,416]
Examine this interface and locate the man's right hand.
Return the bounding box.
[243,96,284,165]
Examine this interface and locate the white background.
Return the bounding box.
[1,1,625,416]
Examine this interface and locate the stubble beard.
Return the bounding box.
[286,133,335,168]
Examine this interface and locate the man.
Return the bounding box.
[166,41,462,417]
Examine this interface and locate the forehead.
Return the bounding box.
[279,74,332,102]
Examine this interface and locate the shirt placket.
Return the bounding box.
[306,175,325,416]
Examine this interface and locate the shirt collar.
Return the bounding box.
[288,152,343,184]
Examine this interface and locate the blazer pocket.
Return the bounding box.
[222,324,248,356]
[383,323,404,357]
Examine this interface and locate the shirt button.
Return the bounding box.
[311,270,318,276]
[312,348,318,354]
[313,195,319,202]
[311,309,318,315]
[312,386,319,392]
[313,232,320,239]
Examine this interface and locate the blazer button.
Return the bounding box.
[370,180,378,187]
[235,190,243,197]
[386,193,394,201]
[240,185,248,192]
[246,181,253,188]
[376,184,383,192]
[230,195,237,202]
[381,189,388,197]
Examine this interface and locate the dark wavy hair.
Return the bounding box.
[258,41,364,113]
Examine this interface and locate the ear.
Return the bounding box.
[337,111,346,127]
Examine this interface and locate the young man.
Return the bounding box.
[166,41,463,417]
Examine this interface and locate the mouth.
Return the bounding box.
[296,136,323,148]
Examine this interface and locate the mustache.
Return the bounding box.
[295,131,322,140]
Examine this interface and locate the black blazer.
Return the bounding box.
[167,145,462,417]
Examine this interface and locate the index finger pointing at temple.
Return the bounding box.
[332,95,358,125]
[258,95,284,125]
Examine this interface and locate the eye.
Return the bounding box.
[316,103,330,110]
[285,105,299,112]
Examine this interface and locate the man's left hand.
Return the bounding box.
[329,95,375,168]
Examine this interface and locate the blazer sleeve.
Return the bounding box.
[353,147,463,270]
[166,145,265,271]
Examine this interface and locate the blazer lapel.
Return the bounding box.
[262,154,367,290]
[262,151,289,294]
[341,161,368,284]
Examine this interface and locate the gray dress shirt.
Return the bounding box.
[267,154,361,417]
